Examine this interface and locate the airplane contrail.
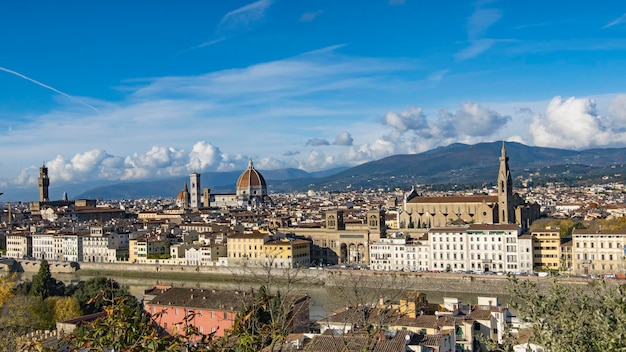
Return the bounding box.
[0,66,99,113]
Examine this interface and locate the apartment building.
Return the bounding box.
[571,229,626,275]
[429,224,522,273]
[5,231,31,259]
[31,232,56,261]
[226,232,272,266]
[531,227,562,271]
[129,236,170,263]
[263,238,311,268]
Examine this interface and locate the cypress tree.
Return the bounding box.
[30,259,54,299]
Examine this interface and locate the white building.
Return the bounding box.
[369,233,407,271]
[428,224,522,273]
[83,227,129,263]
[60,233,83,262]
[369,233,430,272]
[32,233,56,261]
[5,232,31,259]
[517,234,534,274]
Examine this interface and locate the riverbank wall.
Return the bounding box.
[73,262,594,295]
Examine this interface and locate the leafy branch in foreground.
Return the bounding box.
[508,276,626,352]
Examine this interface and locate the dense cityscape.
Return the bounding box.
[3,1,626,351]
[1,143,626,351]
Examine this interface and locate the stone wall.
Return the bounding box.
[77,262,594,295]
[15,260,78,273]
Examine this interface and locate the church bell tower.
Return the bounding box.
[497,142,513,224]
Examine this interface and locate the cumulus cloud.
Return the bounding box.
[382,107,428,132]
[440,102,511,137]
[383,103,510,141]
[127,146,186,169]
[333,131,354,146]
[187,141,223,171]
[283,150,300,156]
[607,94,626,131]
[529,96,626,149]
[47,150,126,183]
[305,138,330,146]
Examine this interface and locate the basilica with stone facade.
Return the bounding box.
[398,142,540,230]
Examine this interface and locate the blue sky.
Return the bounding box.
[1,0,626,195]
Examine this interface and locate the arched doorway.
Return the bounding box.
[340,243,348,263]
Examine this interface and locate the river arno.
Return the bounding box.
[17,271,512,321]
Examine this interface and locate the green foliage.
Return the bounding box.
[72,276,137,315]
[45,296,83,323]
[508,277,626,352]
[68,295,177,351]
[147,253,171,259]
[0,273,15,307]
[29,260,64,299]
[0,295,54,350]
[530,218,586,237]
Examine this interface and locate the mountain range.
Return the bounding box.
[6,142,626,202]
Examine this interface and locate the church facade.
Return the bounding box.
[176,159,270,209]
[399,143,540,230]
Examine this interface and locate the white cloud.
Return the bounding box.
[382,107,428,132]
[218,0,274,35]
[426,69,450,84]
[467,8,501,40]
[529,96,626,149]
[187,141,223,171]
[603,13,626,29]
[607,94,626,131]
[454,39,496,61]
[300,10,323,22]
[383,102,510,140]
[442,102,511,137]
[456,5,502,61]
[333,131,354,146]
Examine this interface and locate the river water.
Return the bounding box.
[17,271,511,320]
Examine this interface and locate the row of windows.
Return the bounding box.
[576,242,622,249]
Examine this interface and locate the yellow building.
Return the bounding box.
[227,232,271,266]
[129,236,170,263]
[531,227,562,271]
[263,238,311,268]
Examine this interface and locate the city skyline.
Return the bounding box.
[1,1,626,191]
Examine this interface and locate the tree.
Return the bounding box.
[29,260,63,299]
[0,273,15,307]
[67,294,177,352]
[0,295,53,351]
[45,296,83,323]
[72,276,137,315]
[507,276,626,352]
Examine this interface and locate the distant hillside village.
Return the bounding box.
[1,143,626,277]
